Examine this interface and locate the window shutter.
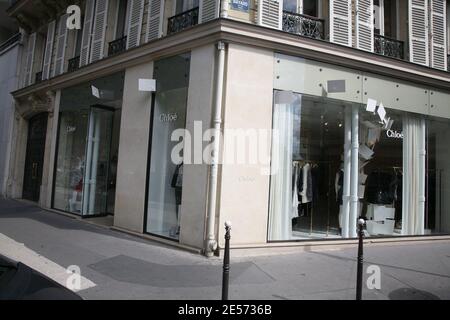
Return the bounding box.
[80,0,96,67]
[355,0,374,52]
[126,0,144,49]
[53,14,69,77]
[90,0,109,63]
[23,33,36,87]
[257,0,282,29]
[199,0,220,23]
[430,0,447,70]
[409,0,429,66]
[146,0,164,42]
[42,21,55,80]
[330,0,352,46]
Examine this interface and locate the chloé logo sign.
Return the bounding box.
[160,113,178,123]
[386,130,403,139]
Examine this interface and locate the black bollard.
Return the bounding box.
[222,221,232,300]
[356,218,365,300]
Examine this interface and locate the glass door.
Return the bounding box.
[81,106,114,217]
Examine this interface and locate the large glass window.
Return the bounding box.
[53,72,124,216]
[145,54,190,240]
[269,91,450,241]
[427,116,450,234]
[269,92,346,240]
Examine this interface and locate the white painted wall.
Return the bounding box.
[0,42,20,196]
[217,43,274,247]
[179,44,216,249]
[114,61,154,233]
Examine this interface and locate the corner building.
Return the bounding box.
[5,0,450,255]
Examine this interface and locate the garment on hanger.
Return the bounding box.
[299,163,312,204]
[171,163,183,207]
[292,163,299,218]
[335,168,344,206]
[366,170,395,205]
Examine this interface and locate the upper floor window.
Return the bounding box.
[374,0,398,39]
[175,0,199,14]
[116,0,130,39]
[283,0,319,17]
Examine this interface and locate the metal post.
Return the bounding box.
[222,221,231,300]
[356,218,365,300]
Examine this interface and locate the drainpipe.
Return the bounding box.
[205,41,226,257]
[349,105,359,238]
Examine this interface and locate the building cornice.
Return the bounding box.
[11,18,450,100]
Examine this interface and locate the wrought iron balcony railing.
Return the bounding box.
[108,36,127,56]
[282,11,325,40]
[68,55,80,73]
[374,34,404,60]
[35,71,42,83]
[167,7,199,35]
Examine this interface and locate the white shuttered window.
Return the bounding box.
[126,0,145,49]
[146,0,165,42]
[90,0,109,63]
[330,0,352,46]
[199,0,219,23]
[355,0,374,52]
[409,0,429,66]
[23,33,37,87]
[430,0,447,70]
[42,21,55,80]
[80,0,96,66]
[53,14,69,77]
[257,0,282,30]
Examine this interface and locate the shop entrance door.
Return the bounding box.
[23,113,48,202]
[81,106,114,217]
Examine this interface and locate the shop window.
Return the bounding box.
[145,54,191,240]
[269,92,346,240]
[427,116,450,234]
[53,72,124,216]
[268,90,450,241]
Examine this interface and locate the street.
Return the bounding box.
[0,198,449,300]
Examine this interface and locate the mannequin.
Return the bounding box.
[171,162,183,235]
[335,162,344,231]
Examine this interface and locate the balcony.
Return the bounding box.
[167,7,199,35]
[68,56,80,73]
[35,71,42,83]
[374,34,404,60]
[108,36,127,56]
[282,11,325,40]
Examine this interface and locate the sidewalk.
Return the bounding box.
[0,198,449,300]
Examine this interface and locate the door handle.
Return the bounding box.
[32,163,38,179]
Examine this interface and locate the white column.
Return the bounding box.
[342,105,352,238]
[350,105,359,238]
[88,111,101,215]
[418,118,426,235]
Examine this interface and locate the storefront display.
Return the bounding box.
[269,54,450,241]
[145,54,190,240]
[53,72,124,216]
